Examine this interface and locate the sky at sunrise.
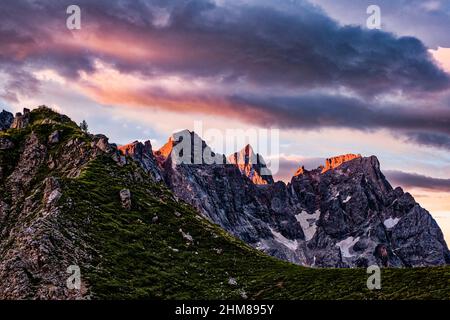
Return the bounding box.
[1,0,450,241]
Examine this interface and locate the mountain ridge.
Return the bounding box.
[125,130,449,268]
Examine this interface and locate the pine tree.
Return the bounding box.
[79,120,88,133]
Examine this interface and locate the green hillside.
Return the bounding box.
[62,150,450,300]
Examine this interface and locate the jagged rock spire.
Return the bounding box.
[228,144,274,185]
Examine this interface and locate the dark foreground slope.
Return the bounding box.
[0,107,449,299]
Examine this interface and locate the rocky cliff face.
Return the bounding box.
[153,131,450,268]
[10,108,31,129]
[289,156,449,267]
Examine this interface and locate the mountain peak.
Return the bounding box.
[155,130,193,160]
[294,165,306,176]
[118,140,153,157]
[243,144,255,155]
[229,144,257,165]
[228,144,274,185]
[155,130,224,165]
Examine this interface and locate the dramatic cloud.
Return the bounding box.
[2,0,448,92]
[386,170,450,192]
[0,0,450,150]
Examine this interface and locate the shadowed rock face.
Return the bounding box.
[0,110,13,130]
[153,132,449,268]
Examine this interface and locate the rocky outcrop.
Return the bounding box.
[119,189,132,210]
[294,166,306,176]
[48,130,61,145]
[7,132,48,200]
[118,141,162,182]
[0,110,13,130]
[0,138,14,150]
[10,108,30,129]
[0,170,91,299]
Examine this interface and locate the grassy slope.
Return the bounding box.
[1,107,449,300]
[62,156,450,300]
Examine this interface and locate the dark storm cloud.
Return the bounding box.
[229,94,450,135]
[405,132,450,150]
[93,0,450,95]
[385,170,450,192]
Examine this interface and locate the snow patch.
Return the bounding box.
[269,227,298,250]
[384,217,400,229]
[256,240,269,251]
[47,189,62,204]
[336,236,360,258]
[331,191,340,200]
[228,277,237,286]
[343,196,351,203]
[179,228,193,242]
[295,210,320,241]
